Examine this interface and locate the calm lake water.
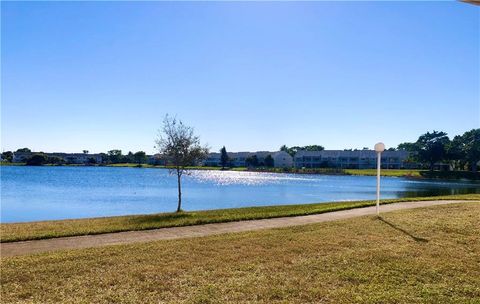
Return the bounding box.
[1,166,479,223]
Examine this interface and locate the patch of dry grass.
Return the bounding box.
[345,168,423,177]
[2,202,480,303]
[2,194,479,242]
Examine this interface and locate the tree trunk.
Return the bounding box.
[472,161,478,173]
[176,169,182,212]
[429,161,434,172]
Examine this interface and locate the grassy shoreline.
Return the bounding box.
[2,194,478,243]
[2,203,479,303]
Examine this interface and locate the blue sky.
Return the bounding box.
[1,1,479,154]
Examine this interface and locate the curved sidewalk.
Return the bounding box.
[1,200,474,257]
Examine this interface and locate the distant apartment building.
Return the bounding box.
[204,151,293,168]
[12,152,103,164]
[10,149,418,169]
[147,154,166,165]
[55,153,103,164]
[257,151,293,168]
[294,150,412,169]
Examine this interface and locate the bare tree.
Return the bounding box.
[155,115,209,212]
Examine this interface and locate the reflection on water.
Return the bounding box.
[189,170,318,185]
[1,166,479,222]
[396,179,479,197]
[190,170,479,197]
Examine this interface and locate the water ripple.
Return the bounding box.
[188,170,315,186]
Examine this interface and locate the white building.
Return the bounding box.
[275,151,294,168]
[12,152,103,164]
[204,151,293,168]
[294,150,412,169]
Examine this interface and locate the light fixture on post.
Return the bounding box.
[374,142,385,216]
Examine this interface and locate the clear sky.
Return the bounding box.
[1,1,479,154]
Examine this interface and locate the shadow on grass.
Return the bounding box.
[129,212,194,224]
[378,217,429,243]
[419,170,480,180]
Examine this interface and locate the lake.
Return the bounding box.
[1,166,479,223]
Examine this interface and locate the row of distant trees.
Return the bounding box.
[397,129,479,172]
[1,148,148,166]
[280,145,325,157]
[246,154,274,167]
[101,150,147,165]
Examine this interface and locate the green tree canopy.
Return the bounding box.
[264,155,274,167]
[446,135,467,170]
[87,157,97,165]
[1,151,13,162]
[219,146,229,169]
[107,150,123,164]
[416,131,450,171]
[47,156,65,165]
[246,155,259,167]
[280,145,324,157]
[397,142,418,152]
[133,151,147,165]
[155,115,209,212]
[461,129,480,172]
[16,148,31,153]
[303,145,325,151]
[26,154,48,166]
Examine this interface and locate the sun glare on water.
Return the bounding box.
[188,170,315,186]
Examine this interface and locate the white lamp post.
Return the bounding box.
[374,142,385,216]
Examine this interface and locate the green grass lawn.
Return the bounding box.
[1,194,479,243]
[344,169,423,177]
[2,202,479,303]
[0,162,26,166]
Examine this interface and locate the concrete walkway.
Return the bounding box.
[1,200,475,257]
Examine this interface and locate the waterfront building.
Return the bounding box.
[12,152,103,164]
[293,150,413,169]
[204,151,293,168]
[10,149,422,170]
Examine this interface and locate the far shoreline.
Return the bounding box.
[2,162,480,181]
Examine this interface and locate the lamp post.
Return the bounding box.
[374,142,385,216]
